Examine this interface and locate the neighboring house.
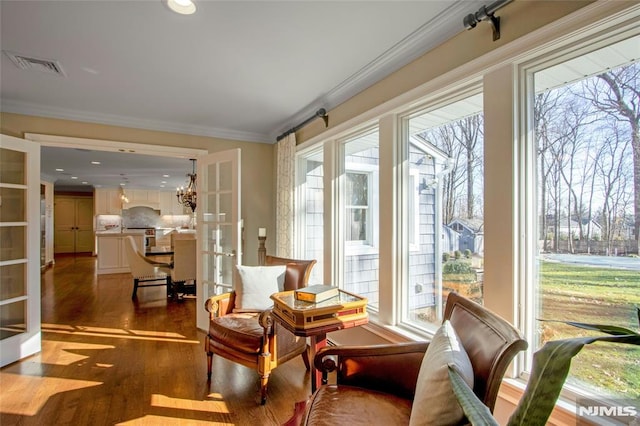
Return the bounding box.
[448,218,484,255]
[547,216,602,240]
[617,217,636,240]
[441,224,460,254]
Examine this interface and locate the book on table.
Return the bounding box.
[294,285,339,303]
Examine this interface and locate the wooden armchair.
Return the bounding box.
[298,292,527,425]
[204,255,317,404]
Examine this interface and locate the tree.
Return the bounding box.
[535,90,563,251]
[582,63,640,253]
[457,115,483,219]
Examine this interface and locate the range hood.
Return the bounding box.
[122,206,161,229]
[126,201,160,209]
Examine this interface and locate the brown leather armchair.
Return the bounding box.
[298,292,527,425]
[204,255,317,404]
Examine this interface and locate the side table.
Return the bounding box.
[270,288,368,391]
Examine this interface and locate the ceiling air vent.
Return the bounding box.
[3,51,66,76]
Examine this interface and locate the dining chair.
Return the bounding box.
[123,236,171,299]
[170,238,197,299]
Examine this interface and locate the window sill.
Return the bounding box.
[497,378,583,425]
[345,245,378,256]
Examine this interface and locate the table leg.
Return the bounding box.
[309,333,327,392]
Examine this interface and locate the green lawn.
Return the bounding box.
[539,261,640,399]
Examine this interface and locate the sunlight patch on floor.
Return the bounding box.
[128,329,186,339]
[41,323,198,344]
[39,340,116,366]
[116,415,233,425]
[0,373,102,416]
[150,394,231,413]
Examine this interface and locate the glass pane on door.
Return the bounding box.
[0,187,26,222]
[0,227,25,262]
[0,263,26,300]
[0,300,26,339]
[0,148,25,184]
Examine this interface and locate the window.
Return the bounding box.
[296,148,324,285]
[341,129,380,309]
[291,11,639,415]
[345,172,370,243]
[526,34,640,401]
[402,91,485,329]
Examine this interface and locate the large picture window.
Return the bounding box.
[293,9,640,418]
[403,91,484,328]
[341,130,380,309]
[528,34,640,400]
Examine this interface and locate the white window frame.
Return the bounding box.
[339,128,380,257]
[408,168,420,252]
[344,166,378,253]
[396,84,483,332]
[517,18,640,401]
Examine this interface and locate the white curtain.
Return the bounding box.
[275,133,296,257]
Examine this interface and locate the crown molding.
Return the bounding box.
[269,0,479,141]
[1,99,271,144]
[2,1,481,145]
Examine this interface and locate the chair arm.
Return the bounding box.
[315,341,429,400]
[204,292,236,317]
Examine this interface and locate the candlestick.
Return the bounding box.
[258,235,266,266]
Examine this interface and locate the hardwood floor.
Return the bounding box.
[1,255,311,425]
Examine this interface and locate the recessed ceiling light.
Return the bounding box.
[82,181,89,185]
[120,183,126,186]
[55,168,64,172]
[165,0,196,15]
[163,174,170,178]
[91,161,101,165]
[161,181,167,184]
[160,185,165,188]
[71,176,78,179]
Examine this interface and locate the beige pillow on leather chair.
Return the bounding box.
[409,320,474,426]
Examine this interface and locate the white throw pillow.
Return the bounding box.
[408,320,474,426]
[234,265,286,312]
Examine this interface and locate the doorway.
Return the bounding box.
[26,133,207,263]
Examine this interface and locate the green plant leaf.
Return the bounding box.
[448,365,499,426]
[508,334,640,426]
[540,319,639,336]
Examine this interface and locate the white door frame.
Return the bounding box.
[0,134,41,367]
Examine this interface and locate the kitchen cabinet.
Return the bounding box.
[159,191,186,215]
[54,195,94,254]
[94,189,122,215]
[96,232,144,274]
[128,190,160,208]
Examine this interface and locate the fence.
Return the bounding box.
[545,240,638,256]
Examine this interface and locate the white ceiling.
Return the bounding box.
[0,0,486,190]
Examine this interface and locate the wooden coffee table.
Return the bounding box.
[270,289,368,391]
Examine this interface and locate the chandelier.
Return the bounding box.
[176,159,197,212]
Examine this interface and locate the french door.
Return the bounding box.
[0,134,41,367]
[196,149,241,331]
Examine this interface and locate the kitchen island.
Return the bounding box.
[95,231,145,275]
